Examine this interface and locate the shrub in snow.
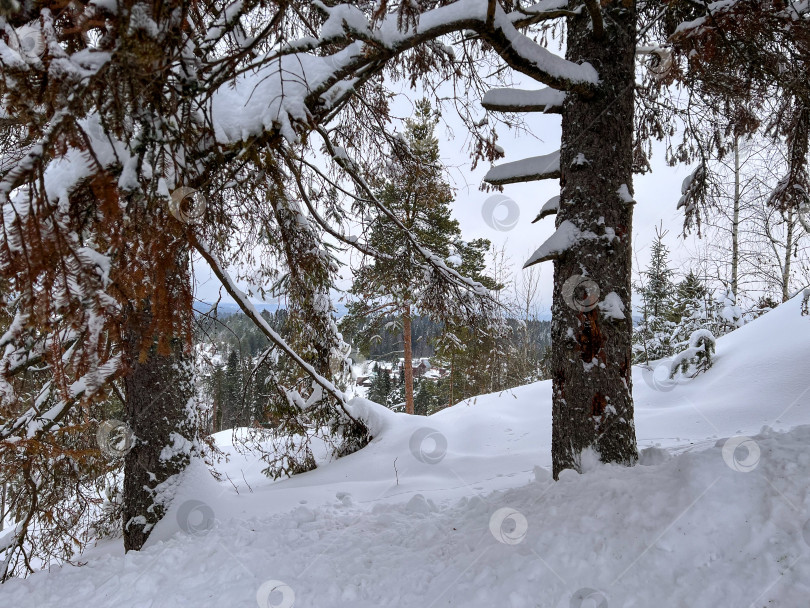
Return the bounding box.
[669,329,716,378]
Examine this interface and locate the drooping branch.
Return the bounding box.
[314,125,498,308]
[0,355,122,441]
[187,232,362,428]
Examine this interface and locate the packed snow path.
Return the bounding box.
[5,296,810,607]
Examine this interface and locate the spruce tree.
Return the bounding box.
[367,363,393,407]
[670,271,712,352]
[634,228,676,363]
[344,99,467,415]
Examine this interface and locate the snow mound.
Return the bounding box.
[3,296,810,607]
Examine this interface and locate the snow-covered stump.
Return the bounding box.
[549,2,638,479]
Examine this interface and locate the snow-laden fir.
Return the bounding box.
[4,296,810,607]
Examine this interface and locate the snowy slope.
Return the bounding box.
[4,296,810,607]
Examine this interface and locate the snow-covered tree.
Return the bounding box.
[669,329,716,380]
[2,0,807,569]
[366,363,394,408]
[634,228,676,363]
[342,100,486,415]
[670,271,710,350]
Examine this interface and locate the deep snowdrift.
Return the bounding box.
[4,296,810,607]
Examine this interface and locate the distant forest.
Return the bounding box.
[196,309,551,364]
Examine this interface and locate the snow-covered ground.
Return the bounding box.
[5,296,810,607]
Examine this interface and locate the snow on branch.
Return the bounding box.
[484,150,560,186]
[524,220,584,268]
[482,87,566,114]
[211,0,600,147]
[509,0,581,26]
[532,195,560,223]
[0,354,122,441]
[187,233,362,428]
[669,329,716,378]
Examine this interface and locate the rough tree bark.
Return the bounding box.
[122,234,196,551]
[551,0,638,479]
[403,303,415,415]
[122,322,194,551]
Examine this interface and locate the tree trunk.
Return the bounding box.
[449,354,454,408]
[731,135,740,300]
[122,250,196,551]
[551,1,638,479]
[783,207,794,302]
[403,303,415,415]
[212,388,220,433]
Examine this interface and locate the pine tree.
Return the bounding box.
[670,271,710,350]
[222,349,241,430]
[433,241,504,406]
[634,228,676,363]
[344,99,468,415]
[367,363,394,407]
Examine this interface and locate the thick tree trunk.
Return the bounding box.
[403,304,415,415]
[122,259,196,551]
[551,1,638,479]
